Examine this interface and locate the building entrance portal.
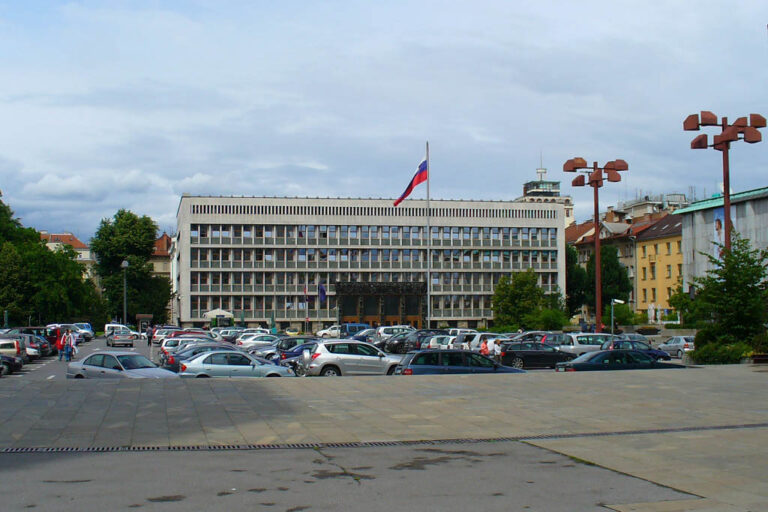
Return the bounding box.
[335,282,426,328]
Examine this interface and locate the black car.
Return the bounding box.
[1,354,24,375]
[500,342,576,369]
[555,350,686,372]
[601,339,671,361]
[386,329,449,354]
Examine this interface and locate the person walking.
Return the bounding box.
[62,329,74,362]
[57,328,65,361]
[493,338,502,363]
[146,325,153,346]
[480,338,489,357]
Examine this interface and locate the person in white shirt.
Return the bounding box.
[493,339,502,363]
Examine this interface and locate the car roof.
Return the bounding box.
[87,351,144,356]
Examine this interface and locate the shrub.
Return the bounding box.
[662,323,682,329]
[750,332,768,354]
[694,325,719,349]
[690,341,752,364]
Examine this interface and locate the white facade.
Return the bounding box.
[174,195,566,329]
[678,187,768,289]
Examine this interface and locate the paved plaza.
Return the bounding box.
[1,364,766,510]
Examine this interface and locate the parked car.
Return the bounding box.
[601,339,671,360]
[73,323,95,342]
[386,329,449,354]
[616,333,650,343]
[374,325,414,343]
[1,354,24,375]
[251,336,318,359]
[466,332,507,352]
[161,343,240,372]
[67,352,179,379]
[0,338,28,363]
[236,334,281,350]
[394,350,526,375]
[302,340,402,376]
[500,342,576,369]
[349,328,377,342]
[549,333,613,355]
[179,350,294,378]
[555,350,687,372]
[316,324,341,338]
[420,335,455,350]
[106,328,137,347]
[657,336,695,359]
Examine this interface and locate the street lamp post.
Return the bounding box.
[684,111,765,251]
[564,157,628,333]
[121,260,129,325]
[610,298,625,336]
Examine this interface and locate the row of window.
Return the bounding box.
[190,204,558,220]
[640,241,682,257]
[640,287,673,303]
[190,224,558,241]
[190,271,559,286]
[189,294,495,312]
[640,263,683,281]
[189,248,559,264]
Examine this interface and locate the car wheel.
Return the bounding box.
[195,374,210,378]
[75,374,84,379]
[387,366,396,375]
[512,357,524,369]
[265,374,280,377]
[0,364,9,376]
[321,366,341,377]
[677,350,684,359]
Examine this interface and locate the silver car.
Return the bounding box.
[302,340,402,377]
[179,350,294,378]
[657,336,695,359]
[67,352,178,379]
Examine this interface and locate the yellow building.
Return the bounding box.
[635,215,683,320]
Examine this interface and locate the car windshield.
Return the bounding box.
[117,355,156,369]
[571,352,601,363]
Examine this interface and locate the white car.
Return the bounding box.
[551,333,613,355]
[236,334,281,349]
[374,325,414,342]
[236,328,270,342]
[316,325,341,338]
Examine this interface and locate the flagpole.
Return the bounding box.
[426,141,431,329]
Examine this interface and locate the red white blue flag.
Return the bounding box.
[394,157,428,207]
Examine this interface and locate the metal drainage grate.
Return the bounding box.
[2,422,767,454]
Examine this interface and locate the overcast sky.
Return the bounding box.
[1,1,767,241]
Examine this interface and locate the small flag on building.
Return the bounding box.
[318,283,327,303]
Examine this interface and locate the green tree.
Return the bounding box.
[565,245,588,316]
[693,235,768,343]
[0,198,105,325]
[0,242,31,324]
[585,245,632,313]
[668,283,699,326]
[492,269,544,329]
[91,209,171,324]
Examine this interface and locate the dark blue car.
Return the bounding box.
[394,350,526,375]
[602,339,671,360]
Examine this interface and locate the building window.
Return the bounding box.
[642,267,647,280]
[652,288,657,301]
[650,263,656,280]
[677,240,682,253]
[642,246,646,258]
[642,289,647,302]
[677,263,682,276]
[666,242,671,255]
[666,264,672,278]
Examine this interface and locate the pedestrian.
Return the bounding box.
[146,325,153,346]
[56,328,65,361]
[480,338,489,356]
[493,338,502,363]
[62,329,74,362]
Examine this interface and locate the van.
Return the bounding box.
[339,323,370,338]
[0,338,27,363]
[551,333,613,355]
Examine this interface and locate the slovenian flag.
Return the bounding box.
[394,157,428,207]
